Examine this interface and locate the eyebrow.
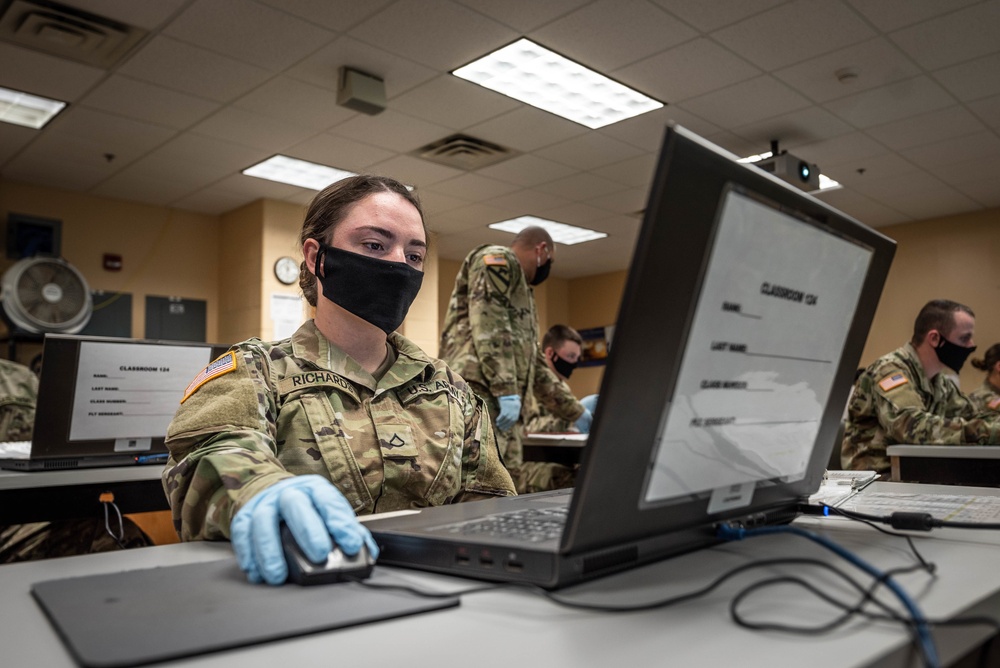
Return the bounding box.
[356,225,427,249]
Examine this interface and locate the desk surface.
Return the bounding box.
[2,482,1000,667]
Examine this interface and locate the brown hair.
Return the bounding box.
[542,324,583,351]
[910,299,975,346]
[298,175,424,306]
[971,343,1000,373]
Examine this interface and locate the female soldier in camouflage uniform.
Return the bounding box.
[970,344,1000,413]
[164,175,515,585]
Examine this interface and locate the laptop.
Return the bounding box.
[364,124,897,589]
[0,334,228,471]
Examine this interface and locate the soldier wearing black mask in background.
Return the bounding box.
[842,299,1000,474]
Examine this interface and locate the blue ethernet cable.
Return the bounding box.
[716,522,939,668]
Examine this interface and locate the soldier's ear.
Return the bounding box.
[926,329,941,347]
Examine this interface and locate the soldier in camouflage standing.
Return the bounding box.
[842,299,1000,473]
[0,359,149,562]
[969,343,1000,413]
[440,229,593,494]
[163,175,515,586]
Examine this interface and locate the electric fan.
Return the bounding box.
[0,256,92,334]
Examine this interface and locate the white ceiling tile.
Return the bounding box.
[812,187,911,227]
[254,0,395,32]
[534,132,646,171]
[901,131,1000,169]
[391,76,519,129]
[431,202,520,233]
[772,37,922,103]
[423,173,523,202]
[80,76,219,130]
[474,154,577,187]
[463,107,588,153]
[878,185,982,220]
[484,188,572,214]
[233,76,354,131]
[367,154,464,188]
[591,153,658,189]
[453,0,591,32]
[150,133,266,173]
[731,106,855,149]
[190,108,317,152]
[40,107,177,159]
[117,35,271,102]
[864,105,988,150]
[889,1,1000,71]
[598,107,718,151]
[533,172,626,201]
[614,38,760,103]
[416,189,473,216]
[925,153,1000,189]
[651,0,787,32]
[824,76,955,128]
[214,173,303,199]
[711,0,876,71]
[681,76,812,128]
[540,201,623,225]
[2,151,108,191]
[844,0,981,32]
[935,52,1000,102]
[330,109,452,153]
[285,36,438,100]
[170,188,254,216]
[163,0,335,70]
[92,171,199,206]
[0,41,105,102]
[66,0,190,30]
[530,0,697,71]
[285,134,396,173]
[794,131,889,168]
[954,175,1000,207]
[585,187,649,216]
[824,151,922,189]
[112,151,236,188]
[348,0,517,71]
[701,131,764,159]
[0,123,36,165]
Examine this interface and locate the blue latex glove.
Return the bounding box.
[574,407,593,434]
[580,394,599,414]
[230,475,379,586]
[496,394,522,432]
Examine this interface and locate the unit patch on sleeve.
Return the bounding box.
[180,352,237,404]
[878,373,909,392]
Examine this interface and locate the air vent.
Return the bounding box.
[412,134,518,170]
[0,0,147,69]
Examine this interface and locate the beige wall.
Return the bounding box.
[0,179,221,365]
[860,207,1000,393]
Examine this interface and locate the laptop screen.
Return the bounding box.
[642,187,873,511]
[563,126,896,553]
[30,335,228,460]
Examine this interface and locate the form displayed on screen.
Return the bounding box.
[643,188,873,508]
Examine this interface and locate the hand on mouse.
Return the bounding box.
[230,475,379,586]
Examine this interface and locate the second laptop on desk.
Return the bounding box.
[0,335,228,471]
[365,124,897,589]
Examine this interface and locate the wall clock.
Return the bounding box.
[274,256,299,285]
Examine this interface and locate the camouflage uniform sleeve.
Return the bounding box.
[872,366,1000,445]
[162,346,295,541]
[455,388,516,500]
[467,252,519,398]
[531,351,584,422]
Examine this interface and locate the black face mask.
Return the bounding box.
[313,243,423,334]
[549,350,578,379]
[935,336,976,373]
[530,255,552,286]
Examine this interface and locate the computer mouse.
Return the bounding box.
[280,523,376,586]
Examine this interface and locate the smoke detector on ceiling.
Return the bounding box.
[0,0,147,69]
[412,134,517,170]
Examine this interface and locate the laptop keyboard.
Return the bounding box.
[436,507,568,543]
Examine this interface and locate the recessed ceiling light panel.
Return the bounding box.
[242,155,356,190]
[453,39,663,129]
[489,215,607,245]
[0,86,66,129]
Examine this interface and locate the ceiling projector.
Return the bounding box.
[755,151,820,192]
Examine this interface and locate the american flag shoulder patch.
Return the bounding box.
[878,373,908,392]
[989,396,1000,410]
[181,352,238,404]
[483,253,507,267]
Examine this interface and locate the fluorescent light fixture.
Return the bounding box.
[453,38,663,129]
[243,155,356,190]
[817,174,842,191]
[0,87,66,129]
[737,151,772,164]
[489,215,607,246]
